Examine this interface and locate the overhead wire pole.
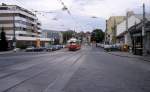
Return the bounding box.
[142,3,147,56]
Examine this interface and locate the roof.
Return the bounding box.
[68,38,79,43]
[134,14,150,21]
[117,14,150,36]
[7,36,51,41]
[0,4,35,16]
[42,29,62,32]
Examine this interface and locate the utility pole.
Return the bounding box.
[13,13,16,48]
[105,20,108,45]
[142,3,147,56]
[126,12,132,53]
[11,7,16,50]
[113,19,117,44]
[126,12,129,34]
[126,12,136,53]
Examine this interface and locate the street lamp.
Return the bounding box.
[12,13,16,49]
[9,7,16,50]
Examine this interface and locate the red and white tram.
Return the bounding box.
[67,38,81,51]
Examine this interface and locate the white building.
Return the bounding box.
[0,4,51,48]
[117,14,143,46]
[41,29,63,44]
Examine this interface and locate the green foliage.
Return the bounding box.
[91,29,104,43]
[16,44,27,49]
[62,30,75,43]
[54,39,60,45]
[0,28,8,51]
[49,41,53,45]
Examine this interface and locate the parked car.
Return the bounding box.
[104,44,113,51]
[26,46,35,52]
[96,43,101,47]
[46,47,52,52]
[104,44,120,51]
[57,45,63,49]
[45,46,59,51]
[51,45,58,51]
[46,45,63,51]
[34,47,46,52]
[100,44,104,48]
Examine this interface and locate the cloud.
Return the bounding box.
[37,10,105,32]
[1,0,150,32]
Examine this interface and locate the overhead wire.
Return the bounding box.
[12,0,91,31]
[57,0,85,32]
[12,0,70,30]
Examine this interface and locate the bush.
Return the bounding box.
[16,44,27,49]
[0,29,8,51]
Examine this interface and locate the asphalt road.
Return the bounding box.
[0,46,150,92]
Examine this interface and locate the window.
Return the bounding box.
[0,7,8,10]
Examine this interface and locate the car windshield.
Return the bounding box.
[0,0,150,92]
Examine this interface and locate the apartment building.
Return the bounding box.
[0,4,51,48]
[105,16,125,44]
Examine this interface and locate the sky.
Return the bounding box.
[1,0,150,32]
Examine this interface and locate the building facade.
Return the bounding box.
[41,29,63,44]
[129,18,150,55]
[0,4,51,48]
[105,16,125,44]
[116,12,150,55]
[116,13,141,47]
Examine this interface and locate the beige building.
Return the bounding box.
[0,4,51,48]
[105,16,125,44]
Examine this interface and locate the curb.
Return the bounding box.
[107,52,139,58]
[0,51,14,55]
[107,52,150,62]
[138,57,150,62]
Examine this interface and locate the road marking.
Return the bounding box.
[0,53,75,92]
[43,54,84,92]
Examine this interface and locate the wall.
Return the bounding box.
[106,16,125,44]
[117,15,141,36]
[146,32,150,54]
[124,32,132,46]
[117,15,141,46]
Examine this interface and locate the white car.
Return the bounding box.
[96,43,101,47]
[100,44,104,48]
[26,46,35,52]
[104,44,112,49]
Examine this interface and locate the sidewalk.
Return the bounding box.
[108,51,150,62]
[0,50,14,55]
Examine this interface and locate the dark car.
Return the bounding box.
[34,47,46,52]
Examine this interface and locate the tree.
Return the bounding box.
[0,28,8,51]
[62,30,75,43]
[91,29,104,43]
